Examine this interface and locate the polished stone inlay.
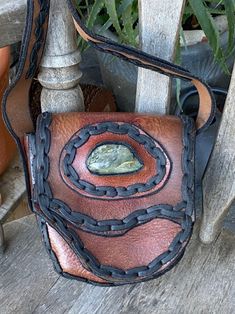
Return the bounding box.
[87,144,143,175]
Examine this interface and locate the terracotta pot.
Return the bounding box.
[0,46,16,175]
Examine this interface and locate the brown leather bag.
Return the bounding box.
[2,0,215,286]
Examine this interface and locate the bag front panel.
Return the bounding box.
[27,111,195,285]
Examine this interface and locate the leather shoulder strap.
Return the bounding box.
[3,0,215,141]
[67,0,216,134]
[2,0,50,146]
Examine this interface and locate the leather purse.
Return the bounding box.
[2,0,215,286]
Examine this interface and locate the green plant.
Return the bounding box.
[76,0,139,49]
[76,0,235,72]
[185,0,235,73]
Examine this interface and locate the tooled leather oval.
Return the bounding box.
[60,122,172,200]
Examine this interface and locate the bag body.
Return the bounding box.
[25,111,195,285]
[2,0,215,286]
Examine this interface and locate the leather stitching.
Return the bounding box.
[25,0,50,79]
[62,122,169,198]
[32,111,195,282]
[38,217,186,286]
[50,199,184,234]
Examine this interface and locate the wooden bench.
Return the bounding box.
[136,0,235,244]
[0,1,234,311]
[1,214,235,313]
[0,0,234,246]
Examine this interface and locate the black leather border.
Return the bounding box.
[66,0,216,134]
[1,0,203,286]
[61,122,170,198]
[38,216,189,286]
[31,111,195,283]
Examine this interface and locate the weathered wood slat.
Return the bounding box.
[1,215,235,313]
[200,65,235,244]
[0,156,26,252]
[0,0,26,48]
[0,215,60,313]
[0,156,26,223]
[135,0,186,114]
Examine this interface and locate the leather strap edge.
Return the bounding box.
[66,0,216,134]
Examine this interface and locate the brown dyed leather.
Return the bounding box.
[47,224,108,284]
[3,1,214,146]
[3,0,49,145]
[3,0,206,286]
[68,0,214,132]
[47,218,180,283]
[25,111,192,284]
[48,113,183,222]
[82,85,116,112]
[75,219,181,270]
[60,128,171,199]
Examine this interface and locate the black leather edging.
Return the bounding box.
[49,199,184,235]
[26,0,50,79]
[2,0,50,140]
[31,111,195,283]
[62,122,170,198]
[0,0,197,285]
[66,0,216,134]
[28,130,181,236]
[38,216,190,286]
[1,0,50,216]
[2,0,34,140]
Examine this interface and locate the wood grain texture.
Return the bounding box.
[0,156,26,223]
[6,196,31,223]
[0,215,59,313]
[200,65,235,244]
[1,215,235,314]
[0,156,26,252]
[0,0,26,48]
[135,0,186,114]
[38,0,84,113]
[0,224,4,253]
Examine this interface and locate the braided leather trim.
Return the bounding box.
[62,122,170,198]
[32,112,195,282]
[38,207,191,282]
[38,217,186,286]
[50,198,185,234]
[25,0,50,79]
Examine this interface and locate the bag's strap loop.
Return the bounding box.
[2,0,50,145]
[3,0,215,146]
[67,0,216,134]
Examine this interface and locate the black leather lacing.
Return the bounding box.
[33,112,195,282]
[63,122,169,198]
[26,0,50,79]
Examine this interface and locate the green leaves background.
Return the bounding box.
[76,0,235,72]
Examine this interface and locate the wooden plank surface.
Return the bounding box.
[135,0,186,114]
[0,0,26,48]
[1,214,235,314]
[200,65,235,244]
[0,156,26,223]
